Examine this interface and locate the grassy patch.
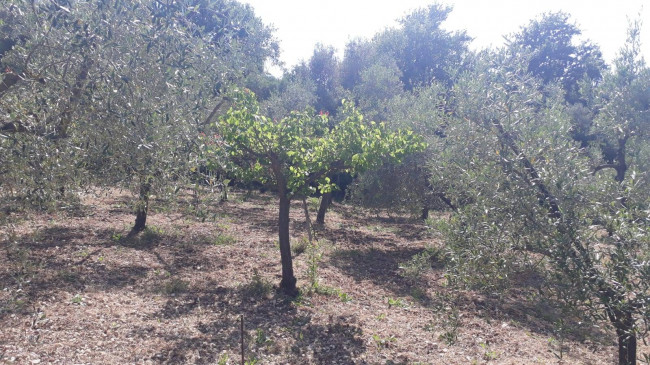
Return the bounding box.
[214,233,237,246]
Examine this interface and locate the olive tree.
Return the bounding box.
[0,0,102,206]
[590,20,649,185]
[0,0,278,233]
[439,49,648,365]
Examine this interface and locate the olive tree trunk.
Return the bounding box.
[129,176,152,237]
[608,306,637,365]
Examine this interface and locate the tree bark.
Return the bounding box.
[616,326,636,365]
[316,192,332,225]
[614,137,628,183]
[129,177,152,237]
[278,191,298,296]
[269,154,299,296]
[592,136,628,184]
[607,306,637,365]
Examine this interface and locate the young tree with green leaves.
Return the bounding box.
[212,90,424,295]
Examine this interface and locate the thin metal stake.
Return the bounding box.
[240,314,245,365]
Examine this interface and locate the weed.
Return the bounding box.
[372,334,397,349]
[423,322,436,332]
[241,270,272,299]
[255,328,272,346]
[162,278,189,294]
[291,293,311,307]
[410,287,427,302]
[377,313,387,321]
[245,356,259,365]
[292,236,308,256]
[127,225,165,246]
[387,297,406,308]
[111,232,123,241]
[57,270,79,283]
[548,318,567,360]
[216,222,231,230]
[369,225,395,233]
[214,233,237,246]
[480,342,498,361]
[71,294,84,305]
[308,196,320,211]
[313,285,337,296]
[306,240,322,289]
[439,306,460,345]
[338,291,352,303]
[217,352,229,365]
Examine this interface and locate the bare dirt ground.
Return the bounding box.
[0,188,645,364]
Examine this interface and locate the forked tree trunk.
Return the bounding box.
[129,177,152,237]
[278,192,298,296]
[316,192,332,225]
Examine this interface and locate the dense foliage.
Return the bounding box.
[0,0,277,231]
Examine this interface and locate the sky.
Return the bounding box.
[239,0,650,76]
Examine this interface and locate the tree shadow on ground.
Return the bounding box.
[329,246,432,301]
[146,279,366,364]
[0,225,219,318]
[452,269,613,347]
[329,243,611,348]
[215,200,279,235]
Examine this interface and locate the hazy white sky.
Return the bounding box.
[239,0,649,74]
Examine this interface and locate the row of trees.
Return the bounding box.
[254,6,648,364]
[0,0,424,300]
[1,2,648,363]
